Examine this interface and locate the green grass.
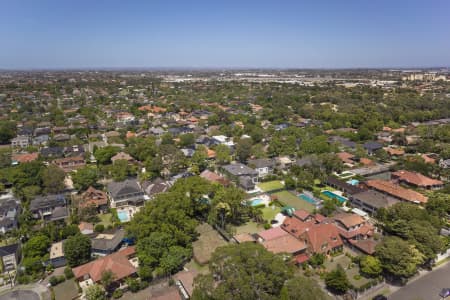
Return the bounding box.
[272,191,314,212]
[234,221,264,235]
[185,258,209,274]
[261,206,282,222]
[193,223,227,265]
[257,180,285,192]
[97,213,112,227]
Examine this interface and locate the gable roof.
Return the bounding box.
[293,209,310,221]
[72,246,136,282]
[0,243,19,257]
[258,227,288,241]
[333,213,366,229]
[91,229,125,251]
[80,187,108,209]
[304,224,343,254]
[392,170,443,188]
[222,163,257,176]
[366,179,428,203]
[262,234,307,254]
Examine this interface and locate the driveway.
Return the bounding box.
[0,290,39,300]
[389,263,450,300]
[0,284,50,300]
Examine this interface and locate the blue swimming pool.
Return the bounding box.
[250,199,264,206]
[321,190,347,203]
[298,194,317,204]
[117,211,130,222]
[346,179,359,186]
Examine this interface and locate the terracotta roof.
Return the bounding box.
[392,170,443,188]
[199,170,229,186]
[366,179,428,203]
[337,152,355,164]
[304,224,343,254]
[79,187,108,209]
[421,154,436,164]
[72,246,136,283]
[258,227,288,241]
[360,158,375,166]
[313,214,327,223]
[78,222,94,232]
[334,213,365,229]
[295,253,310,264]
[385,148,405,156]
[293,209,311,221]
[281,217,315,239]
[12,152,39,163]
[262,234,307,254]
[111,152,134,162]
[207,148,216,158]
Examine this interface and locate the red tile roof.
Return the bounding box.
[392,170,443,188]
[12,152,39,163]
[72,246,136,283]
[304,224,343,254]
[366,179,428,204]
[262,234,307,254]
[333,213,366,229]
[281,217,314,239]
[79,186,108,209]
[293,209,311,221]
[258,227,288,241]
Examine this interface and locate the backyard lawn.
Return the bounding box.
[97,213,112,227]
[261,206,282,222]
[53,279,79,300]
[272,191,314,212]
[257,180,284,192]
[193,223,227,265]
[234,221,264,235]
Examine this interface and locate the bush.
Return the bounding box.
[64,267,74,279]
[49,275,65,286]
[139,280,149,290]
[353,274,362,280]
[263,223,271,230]
[168,278,175,286]
[112,289,123,299]
[94,224,105,233]
[127,278,140,293]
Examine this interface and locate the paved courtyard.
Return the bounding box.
[0,290,39,300]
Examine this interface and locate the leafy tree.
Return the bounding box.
[126,137,157,161]
[85,284,105,300]
[192,243,293,300]
[179,133,195,147]
[94,146,120,165]
[309,253,325,268]
[72,166,99,190]
[359,255,382,278]
[63,234,92,267]
[24,234,51,258]
[426,192,450,219]
[111,159,134,181]
[215,144,231,165]
[191,146,208,173]
[280,276,329,300]
[100,270,115,291]
[0,121,16,144]
[324,264,351,294]
[41,164,66,194]
[376,236,425,279]
[236,138,253,162]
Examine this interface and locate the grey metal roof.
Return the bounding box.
[247,158,274,169]
[107,179,142,199]
[222,163,257,176]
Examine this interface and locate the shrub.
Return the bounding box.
[168,278,175,286]
[139,280,149,290]
[127,278,140,293]
[263,223,271,230]
[94,224,105,233]
[353,274,362,280]
[112,289,123,299]
[64,267,74,279]
[49,275,65,286]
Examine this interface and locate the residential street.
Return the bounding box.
[389,263,450,300]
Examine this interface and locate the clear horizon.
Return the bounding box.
[1,0,450,69]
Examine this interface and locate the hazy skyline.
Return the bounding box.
[1,0,450,69]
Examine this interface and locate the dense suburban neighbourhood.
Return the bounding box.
[0,69,449,300]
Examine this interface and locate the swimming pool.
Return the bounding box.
[298,194,317,204]
[250,199,265,206]
[117,211,130,222]
[321,190,347,203]
[346,179,359,186]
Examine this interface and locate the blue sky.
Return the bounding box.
[1,0,449,69]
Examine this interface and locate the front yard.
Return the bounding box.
[323,254,370,289]
[272,190,314,212]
